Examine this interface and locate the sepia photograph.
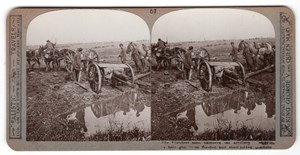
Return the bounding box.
[6,7,295,150]
[150,9,276,141]
[26,9,151,141]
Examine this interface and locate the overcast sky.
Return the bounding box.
[27,9,150,45]
[27,9,275,45]
[151,9,275,43]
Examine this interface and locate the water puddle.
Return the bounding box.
[67,91,151,137]
[175,89,275,134]
[84,105,150,137]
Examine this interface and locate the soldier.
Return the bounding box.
[253,42,260,51]
[239,40,256,71]
[141,44,151,72]
[74,48,83,82]
[262,42,274,66]
[43,40,56,58]
[129,43,143,72]
[45,40,55,50]
[156,38,167,54]
[118,43,126,63]
[271,45,275,65]
[183,46,194,80]
[230,42,238,62]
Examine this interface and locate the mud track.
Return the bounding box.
[26,64,275,141]
[26,69,151,141]
[148,68,275,141]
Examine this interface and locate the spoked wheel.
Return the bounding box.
[88,62,104,94]
[91,103,103,118]
[65,50,75,73]
[176,49,185,71]
[199,61,213,92]
[124,63,135,84]
[176,59,184,71]
[83,49,99,72]
[201,102,212,116]
[235,62,246,84]
[198,48,210,61]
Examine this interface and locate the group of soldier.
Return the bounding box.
[44,40,151,83]
[43,40,83,82]
[118,38,195,80]
[230,41,275,71]
[43,38,275,84]
[118,42,151,73]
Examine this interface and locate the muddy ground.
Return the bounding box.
[26,68,151,141]
[27,38,275,141]
[148,66,275,140]
[27,65,275,141]
[146,38,276,141]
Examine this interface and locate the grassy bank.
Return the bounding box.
[152,122,275,141]
[195,125,275,141]
[27,117,151,141]
[87,127,151,141]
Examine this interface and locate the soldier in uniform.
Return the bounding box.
[230,42,238,62]
[156,38,167,54]
[43,40,56,59]
[45,40,55,50]
[74,48,83,82]
[239,40,256,71]
[129,43,143,72]
[253,42,260,51]
[141,44,152,72]
[183,46,194,80]
[262,42,274,66]
[118,43,126,63]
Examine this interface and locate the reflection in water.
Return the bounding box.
[176,89,275,134]
[176,107,198,131]
[67,109,88,132]
[201,89,254,116]
[265,101,275,118]
[76,110,88,132]
[84,91,150,137]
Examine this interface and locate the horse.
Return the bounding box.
[59,48,76,72]
[151,44,174,70]
[39,46,62,72]
[52,49,65,71]
[240,41,274,70]
[26,49,41,70]
[256,42,275,67]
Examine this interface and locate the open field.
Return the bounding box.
[150,38,275,140]
[27,40,149,64]
[27,40,151,141]
[26,38,275,141]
